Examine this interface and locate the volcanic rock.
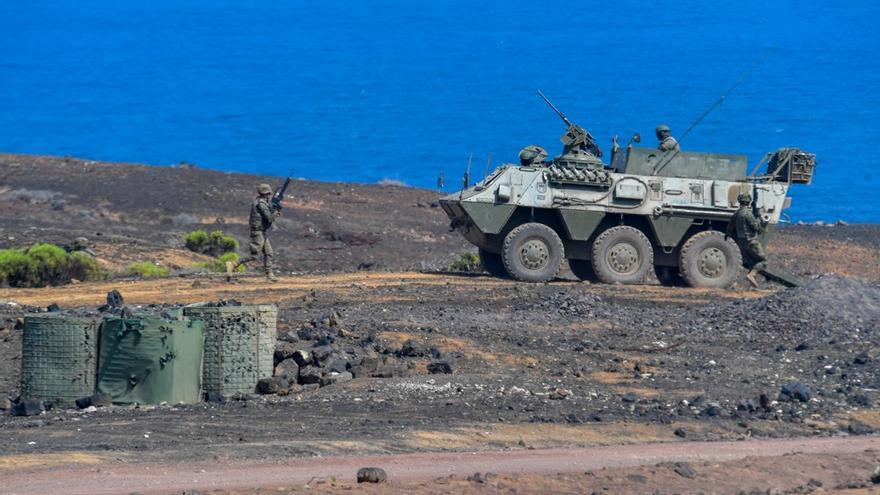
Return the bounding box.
[357,467,387,484]
[427,360,453,374]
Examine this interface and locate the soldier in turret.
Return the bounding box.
[726,192,768,288]
[656,124,680,152]
[229,183,281,282]
[518,145,548,166]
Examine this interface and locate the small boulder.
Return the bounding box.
[0,397,12,410]
[779,383,811,402]
[46,303,61,312]
[674,427,687,438]
[357,467,387,484]
[320,371,353,386]
[205,392,226,403]
[76,393,112,408]
[256,377,287,395]
[326,358,350,373]
[673,462,695,479]
[298,366,323,385]
[427,360,453,374]
[398,339,428,357]
[871,465,880,484]
[12,399,44,417]
[292,350,312,367]
[274,358,300,381]
[274,342,299,364]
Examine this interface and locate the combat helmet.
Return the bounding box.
[257,183,273,195]
[737,191,752,204]
[518,145,548,165]
[655,124,671,134]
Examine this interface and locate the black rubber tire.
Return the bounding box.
[569,259,597,282]
[590,226,653,285]
[479,249,508,278]
[501,223,564,283]
[654,265,686,287]
[678,230,742,289]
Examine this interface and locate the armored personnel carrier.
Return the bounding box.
[439,94,816,288]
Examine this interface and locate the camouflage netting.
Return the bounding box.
[20,315,101,404]
[97,317,205,405]
[183,304,277,395]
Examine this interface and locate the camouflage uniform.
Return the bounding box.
[237,185,279,278]
[656,124,680,152]
[727,193,767,287]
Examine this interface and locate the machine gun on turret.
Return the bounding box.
[537,91,603,159]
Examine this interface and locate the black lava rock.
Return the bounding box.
[674,427,687,438]
[398,339,428,357]
[298,366,323,385]
[75,393,112,409]
[427,360,453,374]
[256,377,287,395]
[291,350,312,367]
[357,467,387,484]
[46,303,61,312]
[779,382,811,402]
[106,289,124,308]
[673,462,696,479]
[12,399,44,417]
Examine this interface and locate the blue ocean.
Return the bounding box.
[1,1,878,222]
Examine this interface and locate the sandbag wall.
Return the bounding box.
[20,315,102,406]
[183,305,277,396]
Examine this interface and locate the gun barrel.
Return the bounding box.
[537,90,573,127]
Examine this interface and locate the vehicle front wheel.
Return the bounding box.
[678,230,742,288]
[479,249,508,278]
[501,223,564,283]
[591,226,653,284]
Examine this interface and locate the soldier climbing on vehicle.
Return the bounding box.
[656,124,680,152]
[727,191,768,288]
[229,183,282,282]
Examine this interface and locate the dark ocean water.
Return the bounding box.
[1,1,878,222]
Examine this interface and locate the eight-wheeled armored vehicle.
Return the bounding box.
[439,95,816,288]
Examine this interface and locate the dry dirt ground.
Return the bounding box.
[0,154,879,494]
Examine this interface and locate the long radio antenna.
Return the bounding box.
[653,48,776,175]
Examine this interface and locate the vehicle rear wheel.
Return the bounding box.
[591,226,653,284]
[679,230,742,289]
[502,223,564,283]
[654,265,686,287]
[569,259,597,282]
[479,249,508,278]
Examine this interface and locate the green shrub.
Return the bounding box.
[0,244,105,287]
[0,249,36,287]
[126,261,170,278]
[448,252,481,272]
[68,251,104,282]
[193,252,244,273]
[184,229,239,257]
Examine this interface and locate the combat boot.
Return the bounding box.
[266,272,279,283]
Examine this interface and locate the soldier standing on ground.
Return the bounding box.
[727,192,768,288]
[229,184,281,282]
[656,124,680,152]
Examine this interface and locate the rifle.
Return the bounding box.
[271,168,295,213]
